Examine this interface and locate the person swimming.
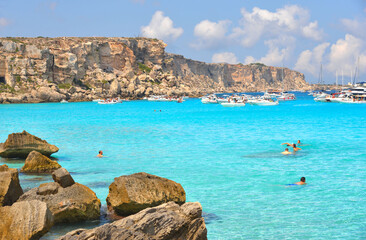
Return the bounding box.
[96,150,103,158]
[295,177,306,185]
[281,142,302,152]
[282,148,292,155]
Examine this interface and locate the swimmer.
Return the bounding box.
[96,150,103,158]
[295,177,306,185]
[281,142,302,152]
[282,148,292,155]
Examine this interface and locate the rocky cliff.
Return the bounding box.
[0,37,308,103]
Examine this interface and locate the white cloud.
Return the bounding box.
[302,21,323,41]
[295,42,330,76]
[231,5,323,47]
[141,11,183,42]
[192,20,231,49]
[327,34,366,76]
[212,52,238,64]
[244,36,295,66]
[0,18,9,27]
[341,18,366,38]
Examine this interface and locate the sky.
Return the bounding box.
[1,0,366,84]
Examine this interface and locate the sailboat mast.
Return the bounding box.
[336,71,338,89]
[342,69,344,86]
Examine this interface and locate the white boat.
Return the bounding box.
[201,94,218,104]
[277,92,296,101]
[147,95,181,102]
[220,102,245,107]
[60,100,68,103]
[92,99,102,102]
[248,96,279,106]
[314,92,330,102]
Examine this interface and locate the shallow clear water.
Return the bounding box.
[1,93,366,239]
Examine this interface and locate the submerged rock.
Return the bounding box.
[0,164,23,206]
[52,167,75,188]
[0,200,54,240]
[106,172,186,216]
[21,150,61,173]
[0,131,59,158]
[18,181,101,223]
[58,201,207,240]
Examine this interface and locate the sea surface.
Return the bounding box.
[0,93,365,239]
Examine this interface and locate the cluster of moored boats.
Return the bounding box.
[144,95,185,103]
[201,90,296,107]
[311,86,366,104]
[93,98,124,104]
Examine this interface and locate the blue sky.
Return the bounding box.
[1,0,366,83]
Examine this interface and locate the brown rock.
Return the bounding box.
[58,201,207,240]
[21,150,61,173]
[0,200,54,240]
[0,164,23,206]
[106,172,186,216]
[0,131,59,158]
[18,182,101,223]
[52,167,75,188]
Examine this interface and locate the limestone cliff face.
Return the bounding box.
[0,37,308,103]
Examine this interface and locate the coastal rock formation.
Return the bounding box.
[0,130,59,158]
[18,170,100,223]
[21,150,61,173]
[0,37,309,103]
[0,200,54,240]
[0,164,23,206]
[106,172,186,216]
[52,167,75,188]
[58,201,207,240]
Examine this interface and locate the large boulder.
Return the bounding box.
[21,151,61,173]
[106,172,186,216]
[0,200,54,240]
[0,164,23,206]
[18,181,101,223]
[58,201,207,240]
[0,131,59,158]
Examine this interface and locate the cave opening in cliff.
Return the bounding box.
[0,60,5,84]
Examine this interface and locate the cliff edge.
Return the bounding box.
[0,37,308,103]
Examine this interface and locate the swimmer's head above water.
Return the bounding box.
[295,177,306,185]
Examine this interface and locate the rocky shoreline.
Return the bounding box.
[0,37,309,104]
[0,131,207,240]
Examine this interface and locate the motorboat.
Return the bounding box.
[98,98,122,104]
[277,92,296,101]
[314,92,330,102]
[248,96,279,106]
[60,100,68,103]
[264,89,282,98]
[147,95,181,102]
[201,94,218,104]
[92,99,102,102]
[220,102,245,107]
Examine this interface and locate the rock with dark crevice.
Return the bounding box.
[0,164,23,206]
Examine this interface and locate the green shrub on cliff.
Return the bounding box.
[138,62,151,73]
[58,83,72,89]
[0,84,15,93]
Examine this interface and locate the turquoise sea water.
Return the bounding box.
[1,93,366,239]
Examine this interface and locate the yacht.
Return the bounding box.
[277,92,296,101]
[248,96,279,106]
[201,94,218,104]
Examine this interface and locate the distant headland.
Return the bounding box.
[0,37,309,103]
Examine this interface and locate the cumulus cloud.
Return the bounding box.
[141,11,183,42]
[192,20,231,49]
[295,42,330,76]
[231,5,323,47]
[0,18,9,27]
[327,34,366,76]
[244,36,295,66]
[212,52,238,64]
[341,18,366,38]
[302,21,323,41]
